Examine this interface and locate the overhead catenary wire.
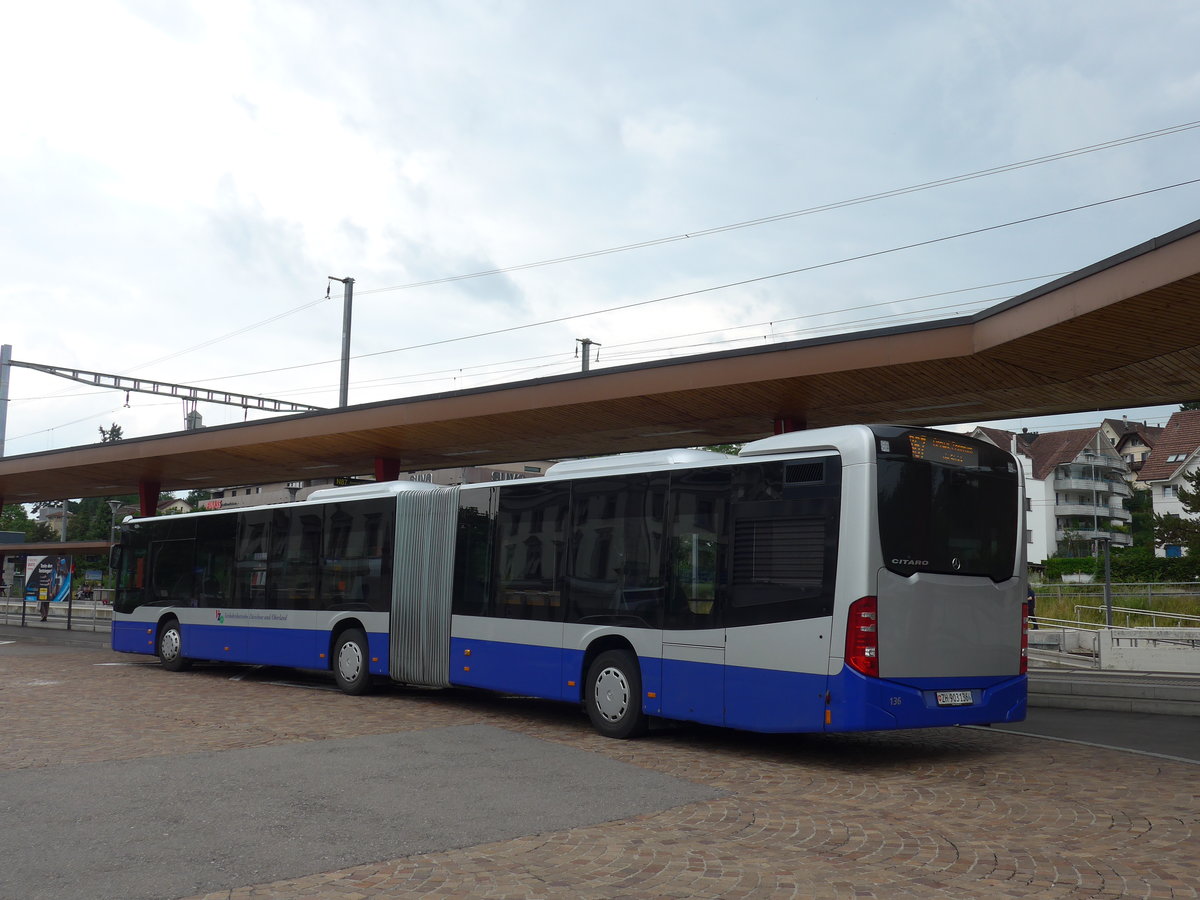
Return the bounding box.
[156,175,1200,386]
[10,122,1200,445]
[8,165,1196,427]
[36,119,1200,393]
[10,165,1197,416]
[356,120,1200,296]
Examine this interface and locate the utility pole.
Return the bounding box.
[576,338,601,373]
[1101,537,1113,627]
[0,343,11,458]
[329,276,354,407]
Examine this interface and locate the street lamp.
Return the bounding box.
[107,499,122,539]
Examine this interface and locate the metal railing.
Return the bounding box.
[1035,582,1200,602]
[0,594,112,632]
[1027,616,1102,668]
[1072,604,1200,628]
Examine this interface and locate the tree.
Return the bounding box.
[99,423,124,443]
[1127,487,1155,548]
[0,504,57,542]
[1180,401,1200,411]
[185,489,212,509]
[1152,465,1200,554]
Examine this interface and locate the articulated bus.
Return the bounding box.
[112,424,1028,737]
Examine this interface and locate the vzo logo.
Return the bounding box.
[214,610,225,624]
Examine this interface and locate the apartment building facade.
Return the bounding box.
[974,426,1133,564]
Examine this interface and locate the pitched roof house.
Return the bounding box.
[1136,409,1200,556]
[1102,418,1164,477]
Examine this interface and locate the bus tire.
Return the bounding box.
[157,619,191,672]
[332,628,372,695]
[585,649,648,739]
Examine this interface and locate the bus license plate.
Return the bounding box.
[936,690,973,707]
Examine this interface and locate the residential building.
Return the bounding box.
[973,426,1133,563]
[1102,418,1163,480]
[1135,408,1200,557]
[158,497,193,516]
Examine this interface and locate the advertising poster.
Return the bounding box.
[25,556,72,604]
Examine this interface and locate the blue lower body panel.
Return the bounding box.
[827,666,1027,732]
[724,665,829,732]
[112,621,156,655]
[111,619,394,676]
[181,624,328,668]
[449,637,570,701]
[657,661,827,731]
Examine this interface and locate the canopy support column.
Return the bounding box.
[374,457,401,482]
[138,480,161,518]
[774,416,806,434]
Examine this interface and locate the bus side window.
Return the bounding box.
[452,490,496,617]
[665,468,731,630]
[235,511,271,609]
[494,483,568,622]
[725,458,840,626]
[195,515,235,608]
[567,474,667,628]
[320,500,394,613]
[148,540,197,607]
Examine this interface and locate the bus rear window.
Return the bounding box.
[875,428,1018,582]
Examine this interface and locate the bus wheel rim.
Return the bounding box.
[161,629,180,660]
[338,642,363,681]
[594,666,630,722]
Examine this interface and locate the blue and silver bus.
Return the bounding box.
[112,424,1028,737]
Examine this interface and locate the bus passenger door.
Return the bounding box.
[659,527,726,727]
[659,470,731,727]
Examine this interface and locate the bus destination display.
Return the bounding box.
[905,433,979,467]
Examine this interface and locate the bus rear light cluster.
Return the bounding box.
[1020,601,1029,675]
[846,595,879,678]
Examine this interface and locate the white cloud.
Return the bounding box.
[2,1,1200,458]
[620,110,718,162]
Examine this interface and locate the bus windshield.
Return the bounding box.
[874,427,1018,582]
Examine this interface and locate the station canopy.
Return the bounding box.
[3,217,1200,507]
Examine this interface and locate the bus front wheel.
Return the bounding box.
[157,620,191,672]
[332,629,372,695]
[585,649,648,739]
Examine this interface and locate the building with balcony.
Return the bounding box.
[1101,417,1163,480]
[973,426,1133,564]
[1135,408,1200,557]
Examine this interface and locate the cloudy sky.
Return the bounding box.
[3,0,1200,458]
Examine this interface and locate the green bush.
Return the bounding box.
[1044,557,1098,581]
[1044,547,1200,583]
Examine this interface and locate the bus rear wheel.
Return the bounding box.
[332,628,372,695]
[585,649,648,739]
[157,619,191,672]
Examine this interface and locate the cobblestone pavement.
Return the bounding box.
[2,646,1197,899]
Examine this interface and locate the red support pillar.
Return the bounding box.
[374,457,401,482]
[138,480,161,518]
[774,416,806,434]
